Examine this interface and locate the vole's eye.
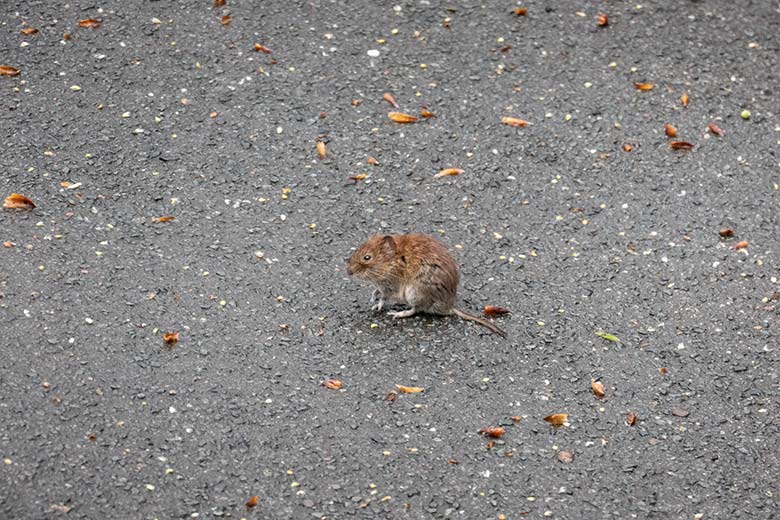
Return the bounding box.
[363,254,372,261]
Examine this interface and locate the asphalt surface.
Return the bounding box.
[1,1,779,519]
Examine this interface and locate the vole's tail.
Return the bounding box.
[452,308,507,338]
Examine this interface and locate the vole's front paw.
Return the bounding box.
[371,299,385,312]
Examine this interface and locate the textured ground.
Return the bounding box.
[1,1,779,519]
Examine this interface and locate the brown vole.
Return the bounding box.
[346,234,507,337]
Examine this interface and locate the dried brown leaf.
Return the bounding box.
[591,379,605,399]
[626,411,637,426]
[707,123,725,137]
[3,193,36,210]
[321,379,343,390]
[544,413,569,427]
[478,426,505,439]
[2,241,14,248]
[634,82,654,91]
[152,216,176,223]
[514,7,528,16]
[366,156,379,165]
[21,28,39,35]
[669,141,694,150]
[78,19,102,29]
[209,111,218,118]
[596,13,609,26]
[0,65,21,77]
[383,93,398,108]
[622,143,633,152]
[434,168,463,179]
[385,391,397,402]
[245,495,259,508]
[719,228,735,238]
[510,415,522,423]
[63,33,71,40]
[254,43,272,54]
[501,116,531,128]
[317,140,327,159]
[396,384,424,394]
[681,93,689,107]
[220,14,231,26]
[351,99,361,106]
[664,124,677,137]
[483,305,511,316]
[348,174,367,182]
[734,240,749,250]
[659,367,668,375]
[214,0,226,6]
[388,111,418,123]
[420,108,436,118]
[447,458,459,464]
[162,331,179,345]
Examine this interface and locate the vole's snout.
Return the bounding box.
[346,262,353,276]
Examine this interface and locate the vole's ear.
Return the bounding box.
[381,235,397,252]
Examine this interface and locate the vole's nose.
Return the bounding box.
[346,266,353,276]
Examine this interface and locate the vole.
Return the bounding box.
[346,234,507,337]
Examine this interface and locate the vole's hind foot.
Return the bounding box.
[388,309,416,319]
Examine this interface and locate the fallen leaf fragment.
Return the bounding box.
[707,123,725,137]
[0,65,21,77]
[383,93,398,108]
[557,450,574,463]
[152,216,176,223]
[209,111,218,118]
[321,379,343,390]
[734,240,749,250]
[634,82,654,91]
[396,384,424,394]
[367,156,379,165]
[501,116,531,128]
[669,141,694,150]
[591,379,605,399]
[420,107,436,118]
[622,143,633,152]
[596,331,620,342]
[388,111,418,123]
[162,331,179,345]
[626,412,637,426]
[2,241,14,248]
[671,407,689,418]
[434,168,463,179]
[21,28,39,35]
[221,15,231,26]
[681,93,689,107]
[510,415,522,423]
[719,228,735,238]
[596,13,609,26]
[3,193,36,210]
[63,33,71,40]
[385,391,397,402]
[514,7,528,16]
[479,426,505,439]
[351,99,361,106]
[659,367,668,375]
[214,0,226,6]
[317,140,327,159]
[483,306,511,316]
[664,124,677,137]
[254,43,272,54]
[447,458,459,465]
[544,414,569,427]
[246,495,259,508]
[49,504,72,513]
[78,19,102,28]
[348,174,367,182]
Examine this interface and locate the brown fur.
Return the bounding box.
[347,234,506,337]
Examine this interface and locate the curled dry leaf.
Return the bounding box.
[420,108,436,118]
[321,379,343,390]
[317,140,327,159]
[382,93,398,108]
[669,141,694,150]
[626,412,637,426]
[514,7,528,16]
[388,111,418,124]
[734,240,749,250]
[622,143,633,152]
[483,306,511,316]
[152,216,175,223]
[544,413,569,427]
[501,116,531,128]
[681,93,690,107]
[719,228,735,238]
[214,0,226,6]
[596,13,609,26]
[664,124,677,137]
[4,193,36,210]
[253,43,272,54]
[707,123,725,137]
[396,384,424,394]
[434,168,463,179]
[591,379,605,399]
[366,156,379,165]
[220,14,231,26]
[78,19,102,29]
[21,28,39,35]
[3,241,14,248]
[245,495,259,508]
[162,331,179,345]
[633,82,654,91]
[479,426,505,439]
[0,65,21,77]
